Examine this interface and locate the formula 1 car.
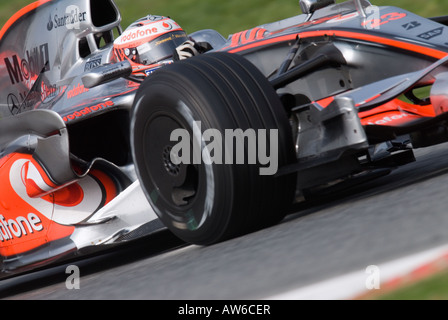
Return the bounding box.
[2,0,448,279]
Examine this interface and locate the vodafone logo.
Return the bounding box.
[367,113,409,125]
[120,26,159,44]
[0,213,43,242]
[9,159,106,226]
[20,159,55,197]
[161,21,173,31]
[67,83,89,99]
[116,18,181,47]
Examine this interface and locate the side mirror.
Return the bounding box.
[82,60,132,89]
[299,0,336,14]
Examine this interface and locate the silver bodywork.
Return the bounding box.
[2,0,448,278]
[0,0,163,278]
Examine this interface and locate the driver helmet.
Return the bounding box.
[113,15,189,76]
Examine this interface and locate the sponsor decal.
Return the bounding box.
[120,26,159,44]
[20,159,57,198]
[84,56,102,71]
[367,113,409,125]
[230,28,267,47]
[47,15,53,31]
[41,82,58,102]
[114,48,127,62]
[4,43,50,85]
[0,154,116,255]
[0,213,43,242]
[116,19,181,47]
[62,100,114,122]
[7,91,34,115]
[7,93,20,115]
[161,21,174,31]
[67,83,89,99]
[402,21,421,31]
[145,67,160,76]
[361,12,407,29]
[418,27,444,40]
[7,83,66,115]
[47,5,87,31]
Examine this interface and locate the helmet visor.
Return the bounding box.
[136,31,189,65]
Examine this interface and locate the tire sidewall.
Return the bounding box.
[132,79,235,244]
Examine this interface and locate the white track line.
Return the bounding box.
[266,243,448,300]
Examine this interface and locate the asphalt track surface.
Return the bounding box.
[2,142,448,300]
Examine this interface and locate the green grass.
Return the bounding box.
[1,0,448,37]
[374,270,448,300]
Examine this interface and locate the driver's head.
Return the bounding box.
[113,15,188,75]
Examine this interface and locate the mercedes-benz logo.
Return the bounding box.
[7,93,20,115]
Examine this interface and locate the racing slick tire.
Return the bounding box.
[131,52,296,245]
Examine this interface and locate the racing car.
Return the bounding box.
[2,0,448,279]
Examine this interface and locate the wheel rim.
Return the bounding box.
[142,113,208,230]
